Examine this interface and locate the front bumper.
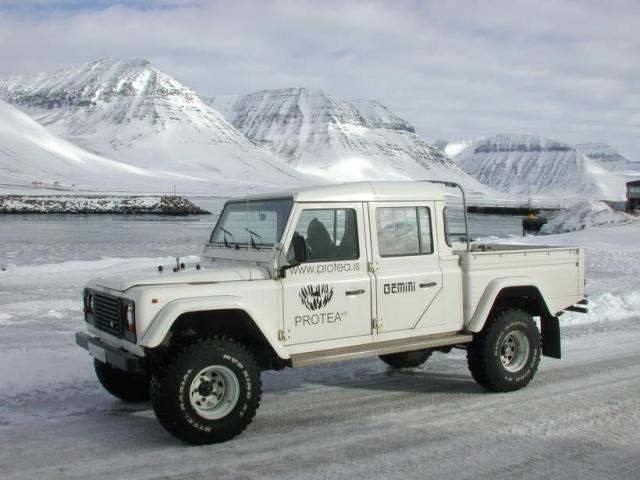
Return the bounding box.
[76,332,144,373]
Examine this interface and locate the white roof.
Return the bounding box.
[242,181,447,203]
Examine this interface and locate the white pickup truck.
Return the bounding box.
[76,181,587,444]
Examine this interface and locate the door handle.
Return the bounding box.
[419,281,437,289]
[346,289,366,296]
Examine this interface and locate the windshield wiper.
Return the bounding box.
[244,227,262,249]
[219,227,237,249]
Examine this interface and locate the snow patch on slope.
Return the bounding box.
[348,99,415,132]
[433,138,484,158]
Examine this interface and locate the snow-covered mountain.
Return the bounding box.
[207,88,496,196]
[573,142,640,174]
[0,59,306,193]
[0,98,193,192]
[452,134,625,200]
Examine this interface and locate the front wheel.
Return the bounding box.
[94,360,150,402]
[150,337,262,445]
[467,308,541,392]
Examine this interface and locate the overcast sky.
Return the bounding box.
[0,0,638,158]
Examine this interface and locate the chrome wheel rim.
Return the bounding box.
[189,365,240,420]
[500,331,530,373]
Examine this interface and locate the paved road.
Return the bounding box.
[1,320,639,480]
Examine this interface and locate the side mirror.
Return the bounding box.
[279,234,307,278]
[291,234,308,263]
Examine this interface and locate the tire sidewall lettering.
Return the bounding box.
[491,318,538,384]
[177,351,253,431]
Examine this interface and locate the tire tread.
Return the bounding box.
[379,349,433,369]
[467,308,541,392]
[150,335,262,445]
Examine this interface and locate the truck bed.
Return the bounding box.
[457,243,585,325]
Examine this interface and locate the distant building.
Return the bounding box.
[627,180,640,212]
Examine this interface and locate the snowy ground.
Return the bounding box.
[0,221,639,479]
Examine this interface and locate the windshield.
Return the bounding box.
[209,198,293,248]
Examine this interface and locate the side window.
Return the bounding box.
[443,207,451,246]
[376,207,419,256]
[376,206,433,257]
[288,209,359,262]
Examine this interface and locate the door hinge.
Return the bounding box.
[278,329,290,342]
[372,318,383,332]
[367,261,379,273]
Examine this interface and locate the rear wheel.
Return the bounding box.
[94,360,150,402]
[150,337,261,445]
[467,308,541,392]
[379,349,433,369]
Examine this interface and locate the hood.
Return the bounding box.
[91,262,271,292]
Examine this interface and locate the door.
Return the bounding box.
[369,202,444,333]
[281,203,372,346]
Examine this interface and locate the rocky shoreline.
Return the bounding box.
[0,195,210,215]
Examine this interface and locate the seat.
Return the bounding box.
[306,218,333,260]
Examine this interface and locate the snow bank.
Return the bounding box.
[541,201,635,234]
[567,291,640,325]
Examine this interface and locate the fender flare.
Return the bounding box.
[466,277,551,333]
[138,295,289,360]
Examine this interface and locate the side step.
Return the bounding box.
[290,332,473,367]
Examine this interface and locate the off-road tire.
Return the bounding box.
[94,360,150,402]
[379,349,433,369]
[467,308,541,392]
[150,337,262,445]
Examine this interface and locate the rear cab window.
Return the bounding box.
[443,202,469,247]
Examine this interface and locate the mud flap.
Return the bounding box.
[541,316,561,359]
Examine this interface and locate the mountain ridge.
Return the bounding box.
[207,87,496,197]
[452,134,625,200]
[0,59,307,191]
[573,142,640,173]
[1,58,628,202]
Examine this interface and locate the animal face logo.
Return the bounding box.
[299,284,334,311]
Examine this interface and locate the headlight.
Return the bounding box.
[83,290,93,314]
[125,303,135,333]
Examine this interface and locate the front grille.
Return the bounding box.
[92,293,124,337]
